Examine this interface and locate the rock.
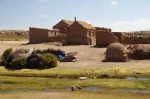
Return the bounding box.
[79,77,88,80]
[136,72,140,74]
[71,85,82,91]
[101,73,109,78]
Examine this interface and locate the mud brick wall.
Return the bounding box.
[95,28,118,46]
[29,27,49,44]
[113,32,123,43]
[122,31,150,44]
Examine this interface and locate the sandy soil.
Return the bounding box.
[0,41,150,69]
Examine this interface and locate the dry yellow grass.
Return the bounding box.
[0,91,150,99]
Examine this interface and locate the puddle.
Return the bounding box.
[44,86,101,92]
[125,90,150,94]
[0,86,149,94]
[83,86,101,92]
[127,77,150,80]
[44,88,71,92]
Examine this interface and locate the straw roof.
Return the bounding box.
[76,21,95,29]
[53,19,73,27]
[62,19,73,25]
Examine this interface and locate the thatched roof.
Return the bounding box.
[62,19,73,25]
[53,19,73,27]
[76,21,95,29]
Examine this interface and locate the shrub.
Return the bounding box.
[2,48,13,65]
[26,54,41,69]
[40,53,58,68]
[8,56,26,69]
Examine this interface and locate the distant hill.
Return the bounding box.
[0,30,29,36]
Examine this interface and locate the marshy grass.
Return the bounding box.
[0,76,149,91]
[0,67,150,91]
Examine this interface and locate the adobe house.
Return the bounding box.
[29,27,60,44]
[66,19,96,45]
[95,27,118,46]
[53,19,73,34]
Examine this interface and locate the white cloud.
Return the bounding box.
[111,1,118,5]
[85,20,91,24]
[133,19,150,25]
[41,14,48,18]
[114,21,130,26]
[114,19,150,26]
[35,26,39,28]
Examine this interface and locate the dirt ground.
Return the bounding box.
[0,41,150,69]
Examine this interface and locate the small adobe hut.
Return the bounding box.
[53,19,73,34]
[29,27,60,44]
[95,27,118,46]
[66,20,96,45]
[105,43,129,62]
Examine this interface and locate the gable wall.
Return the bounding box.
[53,21,69,34]
[66,22,96,45]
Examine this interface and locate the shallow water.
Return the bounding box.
[83,86,101,92]
[44,86,101,92]
[127,77,150,80]
[124,89,150,94]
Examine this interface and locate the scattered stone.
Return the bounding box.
[79,77,88,80]
[136,72,140,75]
[101,73,109,78]
[71,85,82,91]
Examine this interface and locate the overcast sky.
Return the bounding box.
[0,0,150,32]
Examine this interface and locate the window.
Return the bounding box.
[92,32,95,36]
[89,31,91,37]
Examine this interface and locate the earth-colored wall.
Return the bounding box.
[122,32,150,44]
[113,32,123,43]
[29,27,49,44]
[96,28,118,46]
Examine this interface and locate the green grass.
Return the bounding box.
[0,67,150,91]
[0,36,28,41]
[0,76,150,91]
[0,66,150,78]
